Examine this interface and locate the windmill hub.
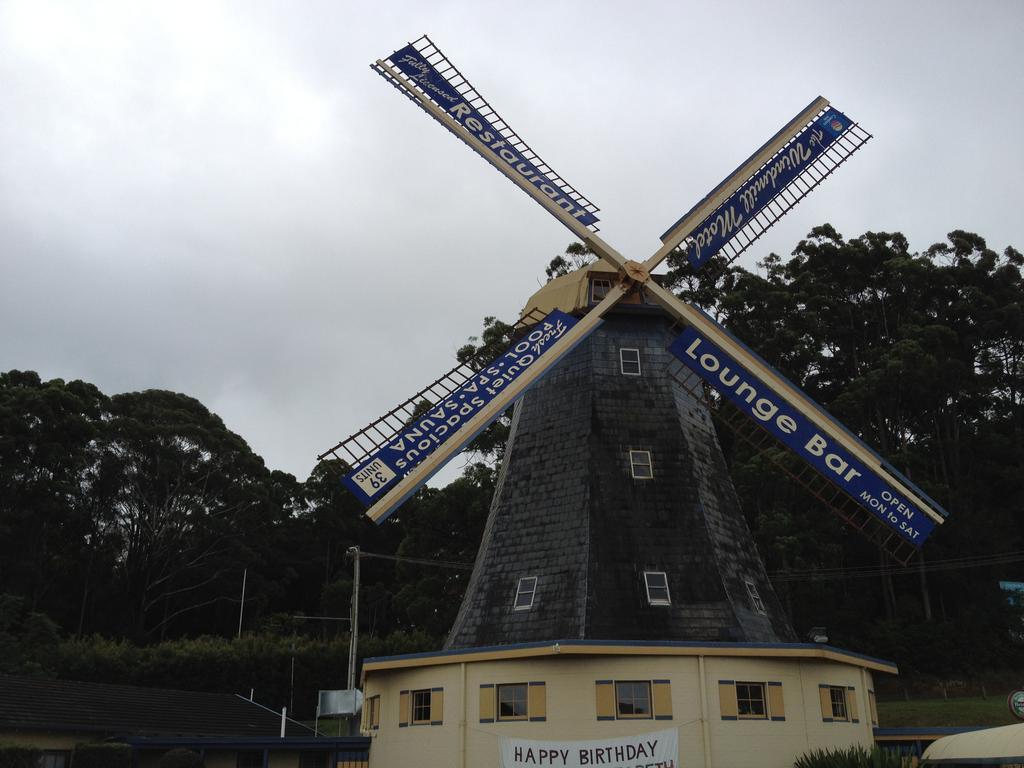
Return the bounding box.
[620,259,650,284]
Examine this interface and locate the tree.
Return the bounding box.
[671,227,1024,671]
[544,242,596,281]
[391,463,493,636]
[0,371,111,631]
[100,390,285,639]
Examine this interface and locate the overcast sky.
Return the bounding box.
[1,0,1021,483]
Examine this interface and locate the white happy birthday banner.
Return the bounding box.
[500,728,678,768]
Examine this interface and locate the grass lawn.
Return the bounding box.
[878,696,1018,728]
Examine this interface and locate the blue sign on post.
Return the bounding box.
[684,109,851,270]
[669,327,937,546]
[343,310,580,507]
[385,44,599,228]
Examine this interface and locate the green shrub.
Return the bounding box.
[794,744,904,768]
[72,743,131,768]
[157,748,205,768]
[0,745,42,768]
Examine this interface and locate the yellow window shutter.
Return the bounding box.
[847,687,859,723]
[767,682,785,721]
[652,680,672,720]
[869,690,878,726]
[479,684,495,723]
[430,688,444,725]
[595,680,615,720]
[528,682,547,721]
[718,680,738,720]
[818,685,833,721]
[399,690,410,727]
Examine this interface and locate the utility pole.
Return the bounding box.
[346,546,360,691]
[237,568,247,639]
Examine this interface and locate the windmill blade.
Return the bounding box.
[329,291,626,524]
[667,355,923,565]
[318,308,554,469]
[317,321,522,471]
[373,36,601,237]
[640,280,945,549]
[645,98,871,274]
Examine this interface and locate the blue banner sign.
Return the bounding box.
[669,327,937,546]
[685,109,851,270]
[386,44,599,228]
[343,310,580,507]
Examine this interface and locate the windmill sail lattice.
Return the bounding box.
[372,35,601,233]
[661,106,872,274]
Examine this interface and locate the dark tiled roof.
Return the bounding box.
[0,675,315,738]
[446,312,795,649]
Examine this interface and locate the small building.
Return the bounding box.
[0,674,369,768]
[360,640,890,768]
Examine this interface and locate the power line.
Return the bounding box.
[358,550,474,571]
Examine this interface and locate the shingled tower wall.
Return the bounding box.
[445,306,795,649]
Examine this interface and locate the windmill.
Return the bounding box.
[322,37,946,767]
[319,35,947,567]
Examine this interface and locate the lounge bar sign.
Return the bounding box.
[387,44,600,228]
[500,729,678,768]
[669,327,937,546]
[684,109,851,269]
[342,310,579,506]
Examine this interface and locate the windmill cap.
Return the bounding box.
[521,259,665,317]
[521,259,620,317]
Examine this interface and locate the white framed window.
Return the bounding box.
[513,576,538,610]
[745,580,767,615]
[644,571,671,605]
[497,683,529,721]
[412,689,433,724]
[828,686,848,721]
[735,682,767,719]
[619,348,641,376]
[629,450,653,479]
[615,681,652,719]
[591,279,611,303]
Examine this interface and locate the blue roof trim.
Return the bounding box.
[126,737,370,750]
[363,639,897,670]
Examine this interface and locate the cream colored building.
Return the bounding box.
[360,640,888,768]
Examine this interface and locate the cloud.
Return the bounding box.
[0,0,1020,484]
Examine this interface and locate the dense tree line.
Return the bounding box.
[0,374,425,643]
[0,227,1021,703]
[666,227,1024,673]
